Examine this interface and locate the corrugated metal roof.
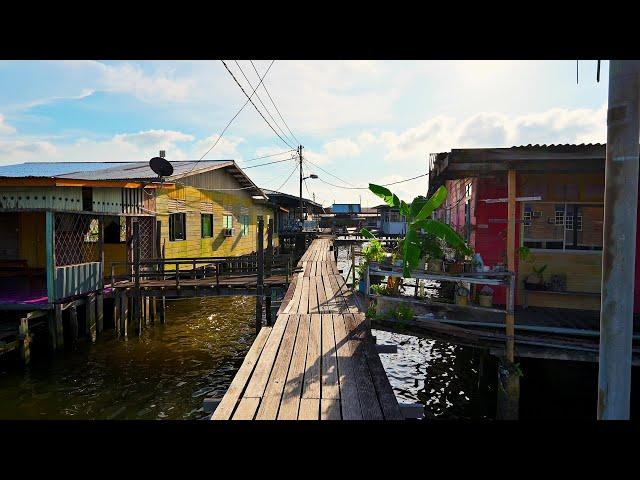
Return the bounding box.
[509,143,606,151]
[0,162,133,178]
[55,160,233,181]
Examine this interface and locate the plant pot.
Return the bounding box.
[358,280,366,293]
[454,293,469,306]
[447,262,464,274]
[427,259,442,273]
[478,293,493,307]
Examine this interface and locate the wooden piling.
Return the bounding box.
[47,309,57,350]
[120,291,129,338]
[150,297,156,324]
[159,292,166,324]
[55,303,64,349]
[265,288,272,326]
[133,221,142,335]
[86,295,96,341]
[69,304,78,342]
[96,292,104,334]
[114,290,121,335]
[18,317,30,364]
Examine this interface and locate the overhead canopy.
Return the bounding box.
[261,188,324,213]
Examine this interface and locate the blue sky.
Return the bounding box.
[0,60,609,206]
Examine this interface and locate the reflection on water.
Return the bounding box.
[0,296,257,420]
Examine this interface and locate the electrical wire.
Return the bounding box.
[274,163,299,191]
[242,157,296,169]
[183,60,275,177]
[238,149,295,164]
[234,60,297,148]
[249,60,301,146]
[302,156,355,187]
[221,60,295,150]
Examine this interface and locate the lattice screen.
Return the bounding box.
[54,213,101,267]
[134,216,155,260]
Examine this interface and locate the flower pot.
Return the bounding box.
[427,259,442,273]
[478,293,493,307]
[358,280,366,293]
[454,292,469,306]
[447,262,464,274]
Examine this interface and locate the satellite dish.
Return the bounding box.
[149,157,174,177]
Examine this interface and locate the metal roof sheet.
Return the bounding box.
[0,162,133,178]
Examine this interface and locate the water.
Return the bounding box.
[0,296,257,419]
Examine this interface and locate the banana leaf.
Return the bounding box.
[369,183,401,209]
[412,219,471,255]
[414,185,447,221]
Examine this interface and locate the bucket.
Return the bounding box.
[478,293,493,307]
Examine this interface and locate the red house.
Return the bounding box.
[428,144,634,314]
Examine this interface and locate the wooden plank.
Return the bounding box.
[316,272,329,313]
[332,314,363,420]
[297,276,310,314]
[298,398,319,420]
[308,277,319,314]
[232,397,261,420]
[211,326,272,420]
[321,314,340,399]
[342,313,384,420]
[282,272,303,314]
[362,338,403,420]
[301,314,321,399]
[321,398,341,420]
[255,314,302,420]
[278,314,311,420]
[243,316,290,398]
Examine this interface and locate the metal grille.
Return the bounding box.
[54,213,101,267]
[135,216,155,260]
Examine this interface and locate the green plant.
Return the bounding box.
[361,184,470,278]
[365,303,377,319]
[356,239,386,280]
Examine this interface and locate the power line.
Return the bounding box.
[249,60,301,146]
[242,157,296,169]
[221,60,295,150]
[275,163,299,191]
[234,60,297,147]
[313,170,429,190]
[184,60,275,176]
[238,149,295,164]
[302,156,355,187]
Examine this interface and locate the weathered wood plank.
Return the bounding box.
[321,314,340,399]
[232,397,261,420]
[298,398,320,420]
[278,314,311,420]
[211,326,272,420]
[301,314,321,399]
[332,314,363,420]
[321,398,341,420]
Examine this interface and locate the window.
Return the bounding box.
[104,216,126,244]
[169,213,186,241]
[523,202,602,251]
[223,214,233,230]
[240,214,250,236]
[465,182,472,198]
[201,213,213,238]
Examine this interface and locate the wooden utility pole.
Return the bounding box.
[298,145,304,225]
[597,60,640,420]
[255,218,265,334]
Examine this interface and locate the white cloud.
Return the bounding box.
[0,114,15,135]
[323,138,361,158]
[192,134,244,160]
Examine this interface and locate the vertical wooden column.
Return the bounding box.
[18,317,30,364]
[85,294,96,341]
[159,289,166,324]
[45,211,55,304]
[497,168,520,420]
[96,292,104,334]
[120,291,129,338]
[267,218,274,274]
[69,304,78,342]
[132,221,142,335]
[47,309,57,350]
[55,304,64,349]
[255,218,264,334]
[114,290,121,335]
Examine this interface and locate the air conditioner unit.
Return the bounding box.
[223,228,234,237]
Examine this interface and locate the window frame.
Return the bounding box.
[201,213,213,238]
[169,212,187,242]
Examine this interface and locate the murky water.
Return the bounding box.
[0,296,257,419]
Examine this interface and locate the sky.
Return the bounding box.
[0,60,609,207]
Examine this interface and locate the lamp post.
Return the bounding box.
[299,172,318,230]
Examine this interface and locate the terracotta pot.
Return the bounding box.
[478,293,493,307]
[447,262,464,274]
[454,293,469,306]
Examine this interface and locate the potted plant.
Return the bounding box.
[418,232,444,273]
[357,238,386,293]
[454,284,470,305]
[478,285,494,307]
[519,246,548,291]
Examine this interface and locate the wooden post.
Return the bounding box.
[497,168,520,420]
[350,243,356,290]
[120,291,129,338]
[69,304,78,342]
[85,295,96,342]
[265,287,272,326]
[55,303,64,349]
[133,221,142,335]
[45,211,56,304]
[18,317,30,364]
[150,297,156,324]
[96,292,104,334]
[114,290,121,335]
[267,218,274,274]
[47,308,57,350]
[255,218,264,334]
[160,293,166,324]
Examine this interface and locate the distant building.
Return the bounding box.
[375,204,406,235]
[261,189,324,233]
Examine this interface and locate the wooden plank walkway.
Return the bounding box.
[212,237,402,420]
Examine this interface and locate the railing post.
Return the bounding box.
[351,243,356,291]
[133,221,142,335]
[255,218,264,334]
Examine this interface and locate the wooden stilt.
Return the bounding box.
[150,297,156,324]
[159,295,166,324]
[114,290,121,336]
[55,304,64,349]
[18,317,31,364]
[96,293,104,334]
[47,309,57,350]
[121,292,129,338]
[86,295,96,341]
[69,304,78,342]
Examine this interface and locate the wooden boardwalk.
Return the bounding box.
[212,238,402,420]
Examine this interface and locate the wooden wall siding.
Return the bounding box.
[19,212,46,268]
[121,187,145,214]
[519,173,604,203]
[156,171,276,262]
[91,187,123,214]
[0,186,82,211]
[54,262,103,301]
[518,253,602,311]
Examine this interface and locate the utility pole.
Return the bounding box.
[597,60,640,420]
[299,145,304,225]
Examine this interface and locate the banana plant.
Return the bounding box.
[361,184,471,278]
